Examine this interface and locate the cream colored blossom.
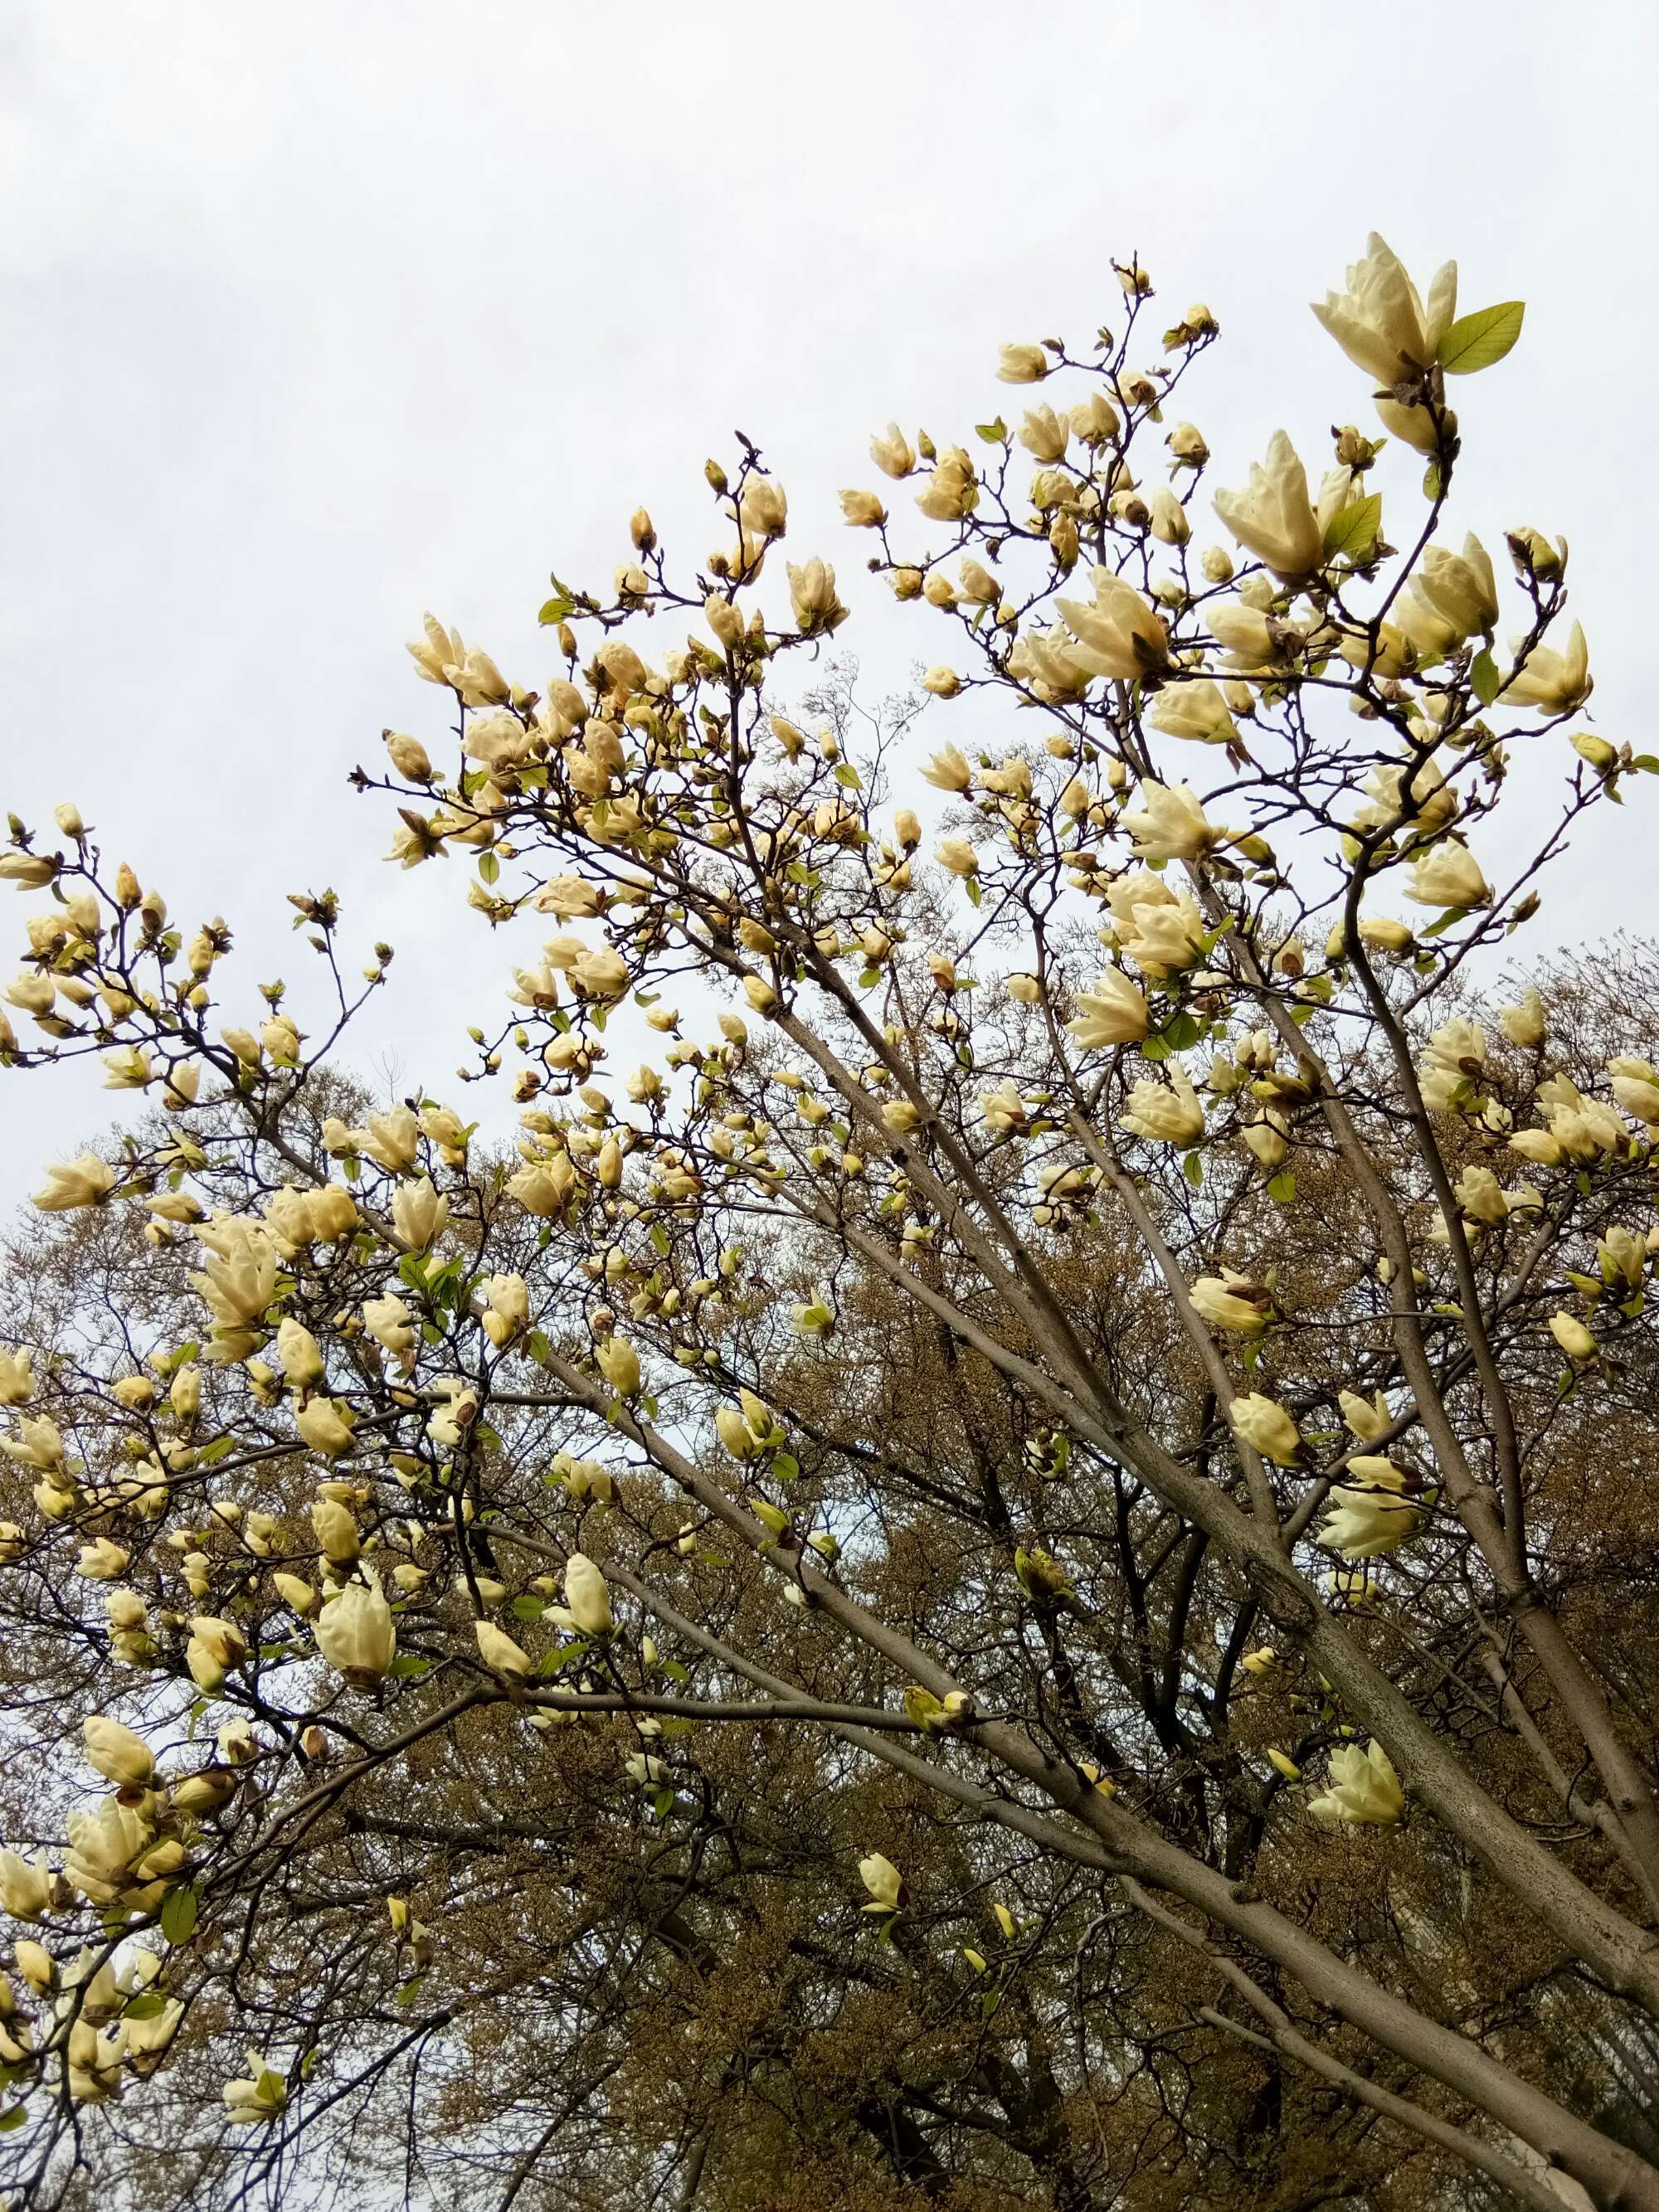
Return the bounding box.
[1311,233,1457,382]
[1306,1738,1405,1826]
[1067,970,1150,1051]
[1213,431,1323,578]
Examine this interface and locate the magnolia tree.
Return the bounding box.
[0,232,1657,2211]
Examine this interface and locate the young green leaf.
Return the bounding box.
[1438,301,1525,375]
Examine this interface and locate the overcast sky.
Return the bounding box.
[2,0,1653,1211]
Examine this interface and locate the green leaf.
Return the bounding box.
[396,1977,424,2008]
[512,1594,545,1621]
[770,1451,800,1481]
[660,1659,690,1685]
[1161,1011,1200,1053]
[538,595,574,625]
[834,762,863,790]
[477,850,500,887]
[975,417,1009,444]
[1438,301,1525,376]
[387,1655,431,1679]
[1321,493,1382,562]
[1266,1171,1297,1205]
[653,1787,676,1821]
[0,2104,24,2133]
[1470,649,1501,706]
[161,1885,199,1945]
[1183,1151,1204,1190]
[124,1991,170,2020]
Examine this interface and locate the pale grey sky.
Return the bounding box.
[2,0,1653,1208]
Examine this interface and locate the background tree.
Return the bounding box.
[0,235,1657,2212]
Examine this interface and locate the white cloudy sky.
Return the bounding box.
[2,0,1653,1209]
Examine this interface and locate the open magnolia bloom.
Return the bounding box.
[2,230,1658,2212]
[1306,1740,1406,1826]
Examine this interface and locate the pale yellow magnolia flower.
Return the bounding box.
[0,1850,52,1919]
[596,1337,641,1396]
[1505,621,1591,714]
[32,1155,118,1213]
[0,1349,33,1407]
[564,1553,614,1637]
[1549,1310,1597,1361]
[222,2050,289,2124]
[1113,892,1206,980]
[77,1538,130,1581]
[787,557,846,634]
[1390,587,1463,665]
[1405,840,1491,910]
[276,1318,325,1389]
[508,1160,573,1217]
[1242,1115,1290,1173]
[914,447,978,522]
[310,1496,360,1563]
[1316,1487,1421,1558]
[1374,396,1455,456]
[102,1044,153,1091]
[1339,1388,1393,1443]
[313,1578,396,1688]
[868,424,916,479]
[362,1106,421,1173]
[935,836,979,878]
[1008,625,1094,702]
[0,1415,66,1472]
[1209,602,1283,669]
[1014,404,1067,463]
[1306,1738,1405,1826]
[1311,233,1457,382]
[858,1850,905,1912]
[1149,486,1190,547]
[475,1621,532,1676]
[1350,759,1457,839]
[1119,1067,1205,1147]
[65,1796,153,1903]
[1228,1393,1301,1464]
[839,489,887,528]
[738,476,787,541]
[1418,533,1499,634]
[919,743,971,794]
[1212,430,1325,578]
[273,1573,319,1619]
[1121,781,1218,863]
[1055,568,1169,681]
[296,1398,355,1457]
[189,1218,278,1341]
[534,875,602,921]
[1454,1165,1509,1226]
[1609,1063,1659,1124]
[573,946,630,1000]
[997,343,1049,384]
[1191,1273,1272,1335]
[392,1177,449,1251]
[1066,969,1150,1051]
[83,1716,153,1788]
[1150,679,1235,746]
